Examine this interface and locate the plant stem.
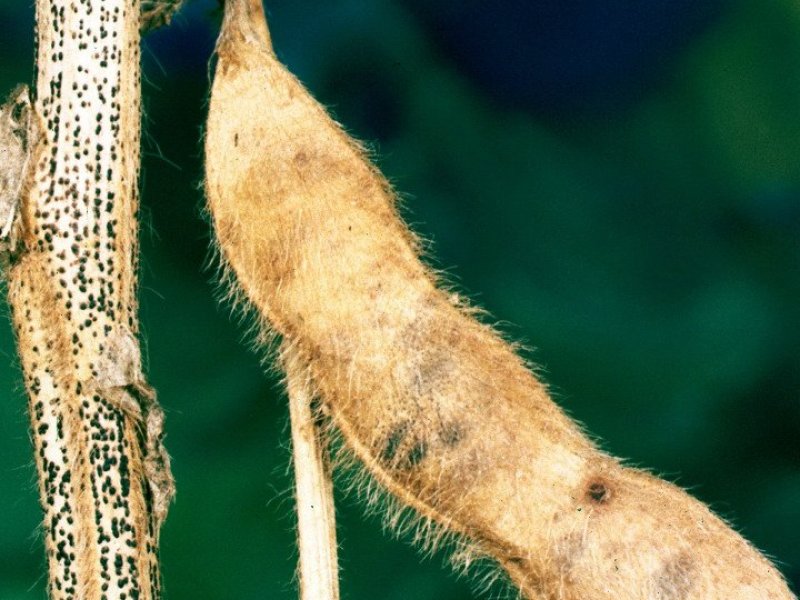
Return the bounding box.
[6,0,172,598]
[286,357,340,600]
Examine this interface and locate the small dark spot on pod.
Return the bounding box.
[404,440,427,468]
[586,480,610,504]
[380,421,409,464]
[440,422,465,447]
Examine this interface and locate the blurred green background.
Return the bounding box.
[1,0,798,597]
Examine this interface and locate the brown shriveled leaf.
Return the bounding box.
[141,0,182,32]
[204,1,796,598]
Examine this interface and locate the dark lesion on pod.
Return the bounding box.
[380,421,428,470]
[402,440,428,468]
[440,421,466,448]
[585,478,611,505]
[380,419,467,473]
[380,420,410,465]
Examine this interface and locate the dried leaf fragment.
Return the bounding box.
[0,85,36,254]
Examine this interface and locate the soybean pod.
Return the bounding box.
[204,1,795,598]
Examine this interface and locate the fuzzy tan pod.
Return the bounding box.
[204,1,795,598]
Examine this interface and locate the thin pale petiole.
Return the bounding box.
[287,364,340,600]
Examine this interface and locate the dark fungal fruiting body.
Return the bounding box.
[6,0,171,598]
[205,1,796,598]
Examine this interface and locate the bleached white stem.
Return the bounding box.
[6,0,172,598]
[288,367,340,600]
